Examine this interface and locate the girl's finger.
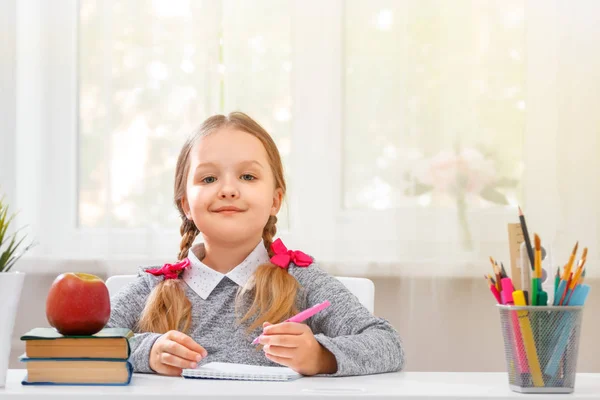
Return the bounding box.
[259,334,299,348]
[264,352,293,368]
[263,344,295,359]
[160,352,198,369]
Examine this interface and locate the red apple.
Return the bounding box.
[46,273,111,336]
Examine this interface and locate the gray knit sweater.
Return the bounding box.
[108,261,405,376]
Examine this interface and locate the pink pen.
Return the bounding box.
[501,277,529,374]
[251,300,331,345]
[489,285,502,304]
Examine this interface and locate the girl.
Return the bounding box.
[108,112,405,377]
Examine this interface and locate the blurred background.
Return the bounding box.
[1,0,599,372]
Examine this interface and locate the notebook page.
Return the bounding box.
[182,362,301,381]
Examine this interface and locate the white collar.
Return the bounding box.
[182,240,270,300]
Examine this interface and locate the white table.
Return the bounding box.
[1,369,600,399]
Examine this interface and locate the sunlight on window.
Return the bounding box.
[110,116,149,205]
[376,9,393,31]
[151,0,190,18]
[274,107,291,122]
[357,177,393,210]
[78,0,291,229]
[146,61,169,81]
[344,0,525,213]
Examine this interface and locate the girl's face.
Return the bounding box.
[182,128,283,244]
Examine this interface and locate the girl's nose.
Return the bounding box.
[219,191,238,199]
[218,181,240,199]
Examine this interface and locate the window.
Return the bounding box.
[78,0,291,229]
[13,0,600,275]
[339,0,525,264]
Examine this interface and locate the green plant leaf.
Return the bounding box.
[3,240,37,272]
[0,193,34,272]
[0,236,18,271]
[0,205,12,246]
[490,177,519,188]
[0,213,17,248]
[405,182,434,196]
[480,186,510,205]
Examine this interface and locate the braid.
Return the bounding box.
[240,214,300,332]
[178,218,199,260]
[138,217,196,334]
[262,215,278,257]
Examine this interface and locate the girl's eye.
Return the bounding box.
[202,176,216,184]
[241,174,255,181]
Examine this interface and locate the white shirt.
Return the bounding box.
[182,240,270,300]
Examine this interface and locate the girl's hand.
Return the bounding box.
[259,322,337,376]
[149,330,208,376]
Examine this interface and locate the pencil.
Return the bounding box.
[553,267,560,301]
[565,248,588,305]
[513,290,545,387]
[562,241,579,281]
[484,275,502,304]
[559,273,573,306]
[580,247,588,269]
[518,206,535,271]
[570,248,587,289]
[490,258,502,291]
[484,274,492,286]
[530,234,542,305]
[580,268,587,285]
[534,234,542,279]
[496,270,502,291]
[500,262,508,278]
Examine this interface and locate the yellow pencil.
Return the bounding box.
[570,247,588,290]
[513,290,545,387]
[562,241,579,281]
[580,268,587,285]
[490,257,501,291]
[534,234,542,279]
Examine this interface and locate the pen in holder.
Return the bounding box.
[497,221,589,394]
[498,304,584,393]
[519,242,532,302]
[519,242,553,305]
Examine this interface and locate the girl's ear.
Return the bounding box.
[181,197,192,219]
[271,188,283,216]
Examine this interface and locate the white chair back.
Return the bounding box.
[106,274,375,313]
[335,276,375,313]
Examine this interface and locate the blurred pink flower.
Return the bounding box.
[412,147,497,196]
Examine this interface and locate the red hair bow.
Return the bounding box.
[146,258,191,280]
[270,239,312,269]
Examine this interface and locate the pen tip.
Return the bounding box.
[534,233,541,250]
[518,205,523,216]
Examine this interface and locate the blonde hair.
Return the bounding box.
[137,112,299,334]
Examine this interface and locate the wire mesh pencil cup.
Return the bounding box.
[497,305,584,393]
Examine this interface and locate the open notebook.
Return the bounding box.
[182,362,302,381]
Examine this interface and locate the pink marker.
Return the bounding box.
[500,277,529,374]
[251,300,331,345]
[501,277,515,305]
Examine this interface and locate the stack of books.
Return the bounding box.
[19,327,133,386]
